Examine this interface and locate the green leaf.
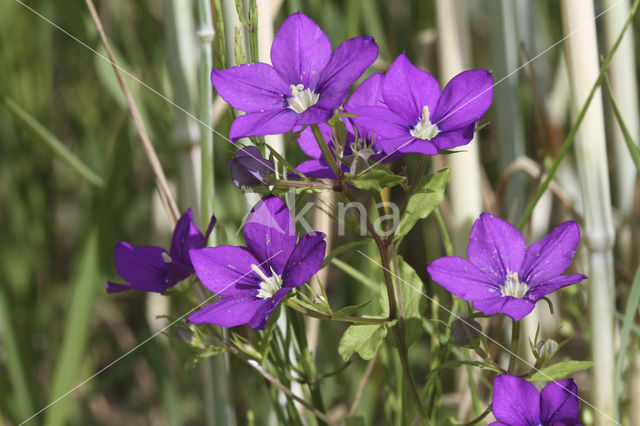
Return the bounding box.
[333,298,372,319]
[528,360,593,382]
[344,167,406,191]
[395,167,451,241]
[605,75,640,175]
[394,256,426,347]
[344,415,366,426]
[186,346,227,370]
[615,266,640,401]
[338,320,397,360]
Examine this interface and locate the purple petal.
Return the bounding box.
[382,53,441,123]
[317,36,379,110]
[492,375,541,425]
[283,232,326,287]
[229,109,297,140]
[248,287,289,330]
[113,242,168,287]
[271,12,331,89]
[105,280,167,294]
[432,124,475,150]
[297,124,332,159]
[294,105,333,126]
[351,106,412,140]
[381,136,439,156]
[525,273,587,303]
[521,221,581,286]
[189,246,261,297]
[188,296,263,328]
[170,209,207,266]
[295,159,337,179]
[167,262,195,286]
[211,64,288,113]
[467,213,526,282]
[432,69,493,131]
[229,146,275,188]
[540,379,580,424]
[427,257,500,301]
[346,73,384,109]
[473,296,535,321]
[244,196,297,274]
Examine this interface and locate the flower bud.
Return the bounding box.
[536,338,558,360]
[228,146,275,189]
[452,315,482,346]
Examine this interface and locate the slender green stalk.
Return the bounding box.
[603,0,640,217]
[518,0,640,230]
[44,230,100,426]
[507,320,520,374]
[606,76,640,175]
[561,1,627,422]
[1,95,103,187]
[0,287,34,421]
[615,267,640,412]
[434,208,453,257]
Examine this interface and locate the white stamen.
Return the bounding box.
[287,83,319,114]
[251,264,283,299]
[500,272,529,298]
[410,105,440,140]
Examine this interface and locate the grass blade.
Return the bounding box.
[1,96,104,187]
[615,266,640,409]
[605,75,640,175]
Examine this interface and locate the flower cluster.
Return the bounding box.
[106,10,588,424]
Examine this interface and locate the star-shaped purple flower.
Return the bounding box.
[295,73,402,178]
[491,375,581,425]
[351,53,493,155]
[106,209,216,293]
[228,146,275,188]
[427,213,586,321]
[211,12,378,140]
[188,196,326,330]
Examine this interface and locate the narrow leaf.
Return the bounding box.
[528,360,593,382]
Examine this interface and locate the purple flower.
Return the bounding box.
[296,73,402,178]
[106,209,216,294]
[211,12,378,140]
[351,53,493,155]
[228,146,275,188]
[188,196,326,330]
[427,213,586,321]
[491,375,581,425]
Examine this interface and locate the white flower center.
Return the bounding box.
[251,264,283,299]
[500,272,529,298]
[287,84,319,114]
[410,105,440,140]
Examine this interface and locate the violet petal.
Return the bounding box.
[492,375,541,425]
[431,124,476,150]
[382,53,441,122]
[283,231,326,288]
[467,213,526,282]
[210,64,288,113]
[189,246,262,297]
[188,296,263,327]
[525,273,587,303]
[427,256,500,301]
[229,109,298,140]
[473,296,535,321]
[244,196,297,274]
[113,242,167,287]
[540,379,580,424]
[432,69,493,131]
[270,12,331,89]
[521,221,581,285]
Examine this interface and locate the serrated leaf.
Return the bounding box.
[345,168,406,191]
[338,320,397,360]
[395,167,451,241]
[528,360,593,382]
[333,298,372,319]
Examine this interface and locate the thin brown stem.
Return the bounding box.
[84,0,180,225]
[349,355,378,416]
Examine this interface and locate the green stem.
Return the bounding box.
[274,179,339,191]
[311,124,343,183]
[517,0,640,230]
[380,246,429,425]
[288,310,327,426]
[507,320,521,374]
[434,208,454,257]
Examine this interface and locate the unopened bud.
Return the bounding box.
[452,316,482,346]
[536,338,558,360]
